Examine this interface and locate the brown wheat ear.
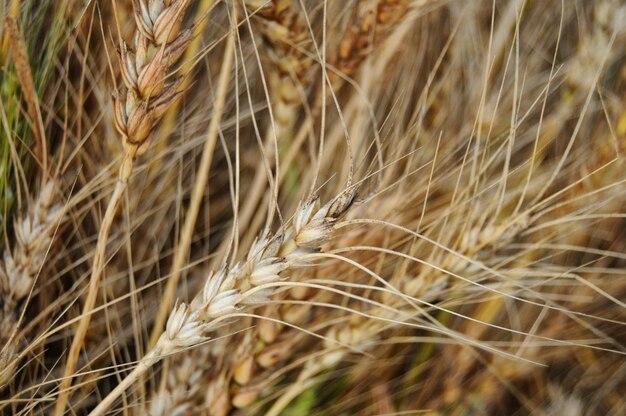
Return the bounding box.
[329,0,409,91]
[245,0,313,134]
[54,1,194,414]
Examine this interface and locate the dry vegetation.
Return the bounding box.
[0,0,625,414]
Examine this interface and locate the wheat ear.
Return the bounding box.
[54,1,194,414]
[0,181,63,387]
[328,0,409,91]
[89,188,356,416]
[246,0,313,134]
[4,16,47,177]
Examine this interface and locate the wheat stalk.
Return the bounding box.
[54,1,194,413]
[209,3,421,405]
[0,181,63,388]
[88,188,356,415]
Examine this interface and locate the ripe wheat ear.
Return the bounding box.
[89,188,356,416]
[54,1,195,413]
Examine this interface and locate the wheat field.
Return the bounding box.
[0,0,625,415]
